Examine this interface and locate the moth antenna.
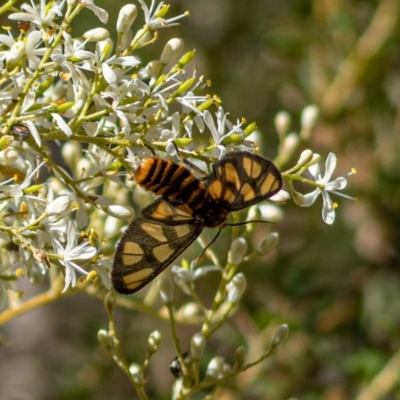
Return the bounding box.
[195,229,222,265]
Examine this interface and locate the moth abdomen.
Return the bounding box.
[133,157,211,210]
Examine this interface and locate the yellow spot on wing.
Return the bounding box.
[250,160,262,179]
[260,175,278,194]
[224,162,241,190]
[123,268,154,290]
[242,157,252,177]
[152,243,174,262]
[123,242,143,255]
[174,224,192,238]
[242,182,256,201]
[153,201,174,218]
[141,222,167,242]
[223,188,235,203]
[208,180,223,199]
[152,201,193,221]
[122,254,142,265]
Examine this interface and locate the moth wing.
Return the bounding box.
[206,151,282,211]
[112,197,202,294]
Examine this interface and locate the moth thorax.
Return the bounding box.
[198,201,229,228]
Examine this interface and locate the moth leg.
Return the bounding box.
[171,141,210,177]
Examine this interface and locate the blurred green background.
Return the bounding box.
[1,0,400,399]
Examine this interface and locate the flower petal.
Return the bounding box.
[324,152,337,182]
[302,188,321,207]
[308,163,321,181]
[325,176,347,191]
[321,190,335,224]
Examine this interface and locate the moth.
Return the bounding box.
[112,151,282,294]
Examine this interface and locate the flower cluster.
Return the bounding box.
[0,0,358,398]
[0,0,355,303]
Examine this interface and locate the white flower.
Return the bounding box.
[172,261,221,295]
[203,107,245,156]
[301,153,353,225]
[0,161,45,200]
[137,0,187,29]
[92,259,112,290]
[8,2,64,31]
[54,221,97,291]
[0,31,46,70]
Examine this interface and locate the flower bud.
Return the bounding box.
[148,60,162,76]
[83,28,110,42]
[176,302,201,320]
[291,190,307,206]
[106,205,134,219]
[257,232,279,255]
[228,237,247,265]
[270,324,289,348]
[268,190,290,205]
[206,356,225,379]
[274,111,291,139]
[297,149,313,167]
[300,105,319,141]
[158,276,173,304]
[301,105,319,129]
[190,333,205,360]
[160,38,184,65]
[222,363,232,375]
[104,291,116,314]
[97,329,113,352]
[147,330,162,353]
[226,273,247,304]
[247,205,261,221]
[129,364,144,384]
[116,4,137,33]
[234,346,246,368]
[308,153,321,166]
[120,29,132,51]
[282,132,299,154]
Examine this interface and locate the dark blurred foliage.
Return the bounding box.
[1,0,400,399]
